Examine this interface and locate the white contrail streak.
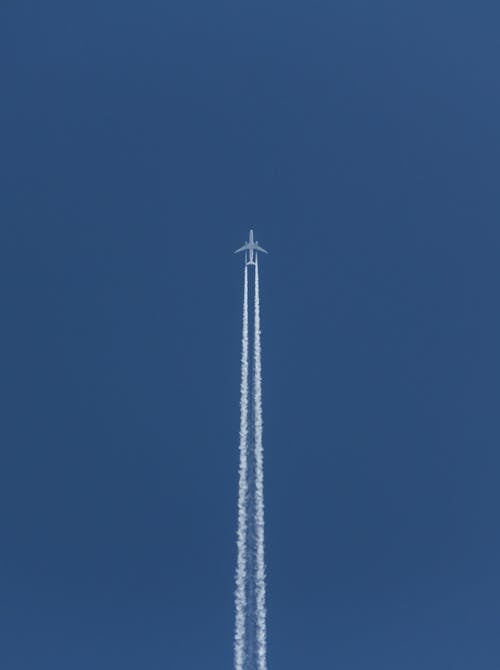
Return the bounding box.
[234,265,249,670]
[253,258,267,670]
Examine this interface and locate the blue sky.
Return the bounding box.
[1,1,500,668]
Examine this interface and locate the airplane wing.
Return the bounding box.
[234,244,249,254]
[255,245,268,254]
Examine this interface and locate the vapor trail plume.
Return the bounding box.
[234,265,249,670]
[253,258,267,670]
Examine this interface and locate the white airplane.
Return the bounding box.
[234,229,268,265]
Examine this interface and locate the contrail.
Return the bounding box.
[253,258,267,670]
[234,265,249,670]
[234,249,268,670]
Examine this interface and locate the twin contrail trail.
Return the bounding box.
[234,251,268,670]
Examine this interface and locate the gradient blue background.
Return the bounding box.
[1,1,499,668]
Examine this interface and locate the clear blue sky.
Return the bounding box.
[1,1,499,668]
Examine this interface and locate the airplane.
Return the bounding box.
[234,229,268,265]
